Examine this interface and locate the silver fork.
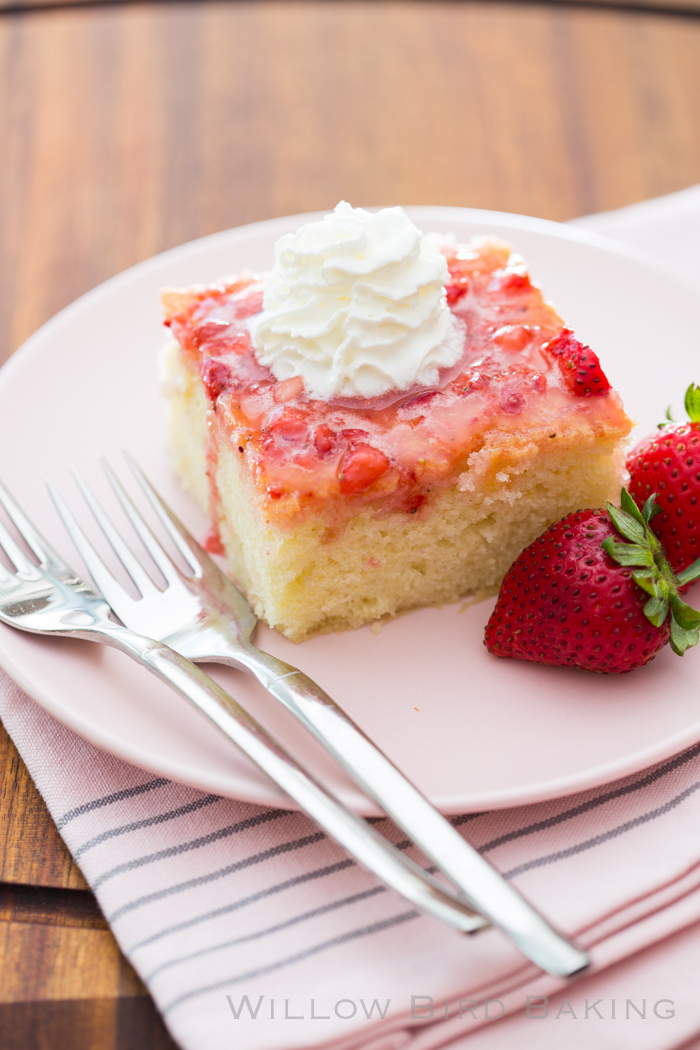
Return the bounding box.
[0,477,491,935]
[53,456,589,978]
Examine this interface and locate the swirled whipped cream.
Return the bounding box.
[250,202,463,401]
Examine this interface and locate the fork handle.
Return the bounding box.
[92,624,486,935]
[234,647,588,978]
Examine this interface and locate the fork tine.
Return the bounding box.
[123,452,203,576]
[47,482,135,609]
[100,459,182,588]
[71,469,160,598]
[0,512,24,579]
[0,509,40,576]
[0,478,54,566]
[0,551,12,583]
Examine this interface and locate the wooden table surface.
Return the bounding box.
[1,1,700,1046]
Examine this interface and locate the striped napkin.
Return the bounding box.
[2,185,700,1050]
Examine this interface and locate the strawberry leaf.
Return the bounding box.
[604,486,700,656]
[602,538,653,567]
[641,493,662,523]
[644,595,669,627]
[670,596,700,630]
[684,383,700,424]
[620,487,646,527]
[632,568,657,596]
[677,557,700,586]
[606,503,647,545]
[670,615,700,656]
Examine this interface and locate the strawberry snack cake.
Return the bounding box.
[159,203,632,641]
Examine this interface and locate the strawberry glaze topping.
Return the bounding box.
[163,242,622,523]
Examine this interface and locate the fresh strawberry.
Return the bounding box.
[542,328,611,398]
[484,489,700,673]
[627,383,700,576]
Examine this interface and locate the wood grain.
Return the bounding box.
[0,721,159,1038]
[0,919,144,1002]
[0,721,87,888]
[0,882,106,927]
[0,998,178,1049]
[1,1,700,367]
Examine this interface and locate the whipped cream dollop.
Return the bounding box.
[250,202,463,401]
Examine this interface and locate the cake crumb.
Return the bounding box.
[370,620,383,636]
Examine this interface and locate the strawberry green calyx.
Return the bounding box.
[602,488,700,656]
[659,382,700,429]
[684,383,700,423]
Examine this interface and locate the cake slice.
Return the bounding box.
[160,232,632,642]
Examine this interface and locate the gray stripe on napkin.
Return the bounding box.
[504,776,700,880]
[74,793,221,858]
[145,884,388,981]
[480,738,700,855]
[127,857,359,951]
[163,910,420,1015]
[108,830,327,921]
[56,776,170,829]
[94,808,290,889]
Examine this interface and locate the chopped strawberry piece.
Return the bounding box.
[492,325,533,352]
[543,328,611,397]
[201,359,233,404]
[488,268,532,295]
[500,389,525,414]
[235,289,264,318]
[226,334,252,355]
[405,492,427,514]
[339,428,369,443]
[203,528,225,556]
[445,276,469,304]
[262,407,309,449]
[192,319,232,349]
[273,376,305,403]
[338,443,390,495]
[314,424,336,459]
[402,391,436,409]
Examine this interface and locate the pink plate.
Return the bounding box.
[1,207,699,815]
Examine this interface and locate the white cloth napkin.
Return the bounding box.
[571,182,700,289]
[2,184,700,1050]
